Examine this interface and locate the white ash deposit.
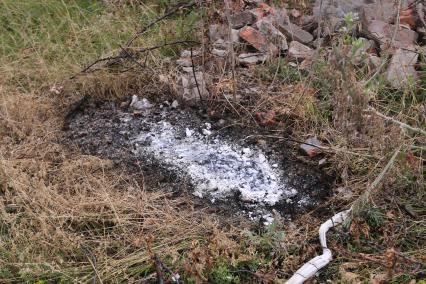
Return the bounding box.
[132,119,297,206]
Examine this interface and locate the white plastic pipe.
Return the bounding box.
[286,209,351,284]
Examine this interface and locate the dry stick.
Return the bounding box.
[71,40,199,79]
[190,48,204,103]
[135,40,199,54]
[367,107,426,136]
[119,45,153,73]
[153,254,165,284]
[223,0,237,102]
[72,0,196,79]
[352,146,402,211]
[154,254,181,284]
[70,55,126,79]
[200,0,207,101]
[242,134,375,157]
[125,1,196,48]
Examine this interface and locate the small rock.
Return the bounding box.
[367,54,381,69]
[209,24,240,43]
[365,20,417,51]
[181,71,208,101]
[202,129,212,136]
[360,2,397,27]
[242,148,252,155]
[298,15,315,30]
[176,57,193,67]
[385,48,418,89]
[250,2,273,21]
[270,7,290,27]
[278,22,313,44]
[230,10,256,29]
[287,41,314,62]
[209,24,226,42]
[239,26,278,54]
[185,128,193,137]
[256,139,267,148]
[300,137,322,157]
[181,66,200,73]
[181,49,201,58]
[212,48,228,57]
[255,19,288,51]
[231,29,240,43]
[171,100,179,108]
[204,122,211,130]
[120,101,129,109]
[130,95,152,110]
[314,0,396,33]
[238,52,268,65]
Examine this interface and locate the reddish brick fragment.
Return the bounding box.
[239,26,278,54]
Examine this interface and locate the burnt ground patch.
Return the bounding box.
[63,97,334,221]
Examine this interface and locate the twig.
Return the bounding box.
[223,0,237,102]
[241,134,376,158]
[71,40,199,79]
[70,55,126,79]
[366,107,426,136]
[119,45,153,72]
[353,146,401,211]
[125,1,196,48]
[135,40,199,53]
[153,254,165,284]
[84,249,103,284]
[190,48,204,103]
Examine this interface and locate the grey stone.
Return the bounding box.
[181,71,208,101]
[209,24,226,42]
[278,22,313,44]
[313,0,400,33]
[209,24,240,43]
[367,54,381,69]
[386,48,418,89]
[230,11,256,29]
[171,100,179,108]
[300,137,322,157]
[212,48,228,57]
[365,20,417,51]
[287,41,314,62]
[255,19,288,51]
[270,7,290,27]
[176,57,192,67]
[231,29,240,43]
[238,53,268,65]
[130,95,152,111]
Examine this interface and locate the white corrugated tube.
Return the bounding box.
[286,209,351,284]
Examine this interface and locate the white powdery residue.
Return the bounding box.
[262,213,275,226]
[133,121,297,205]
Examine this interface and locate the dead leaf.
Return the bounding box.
[255,110,276,126]
[399,8,416,28]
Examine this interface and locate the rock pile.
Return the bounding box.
[176,0,424,101]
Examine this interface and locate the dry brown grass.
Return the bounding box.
[1,0,425,283]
